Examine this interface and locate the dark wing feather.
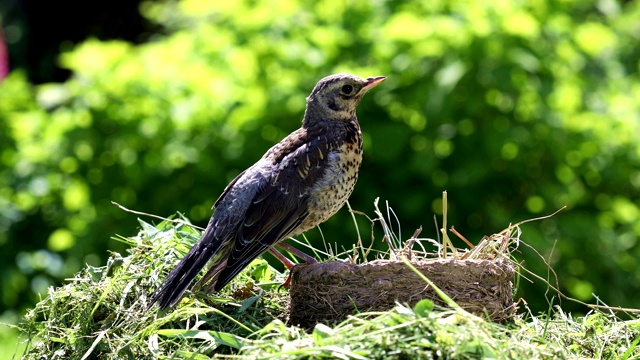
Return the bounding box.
[213,169,247,209]
[150,131,331,308]
[149,223,227,309]
[212,135,330,290]
[149,170,250,309]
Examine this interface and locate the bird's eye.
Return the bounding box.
[341,84,353,95]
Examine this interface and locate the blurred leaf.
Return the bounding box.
[414,299,434,317]
[47,229,75,252]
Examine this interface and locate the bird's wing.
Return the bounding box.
[212,133,331,290]
[213,169,247,209]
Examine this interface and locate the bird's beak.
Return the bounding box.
[362,76,386,92]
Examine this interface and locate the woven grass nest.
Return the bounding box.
[288,257,516,328]
[286,194,524,329]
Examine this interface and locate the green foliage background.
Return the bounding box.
[2,0,639,331]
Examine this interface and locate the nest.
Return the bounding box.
[288,258,516,328]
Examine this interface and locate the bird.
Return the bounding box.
[149,73,386,309]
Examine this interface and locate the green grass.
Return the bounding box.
[12,202,640,359]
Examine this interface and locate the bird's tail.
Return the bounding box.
[149,226,222,309]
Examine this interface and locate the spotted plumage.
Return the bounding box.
[150,73,386,309]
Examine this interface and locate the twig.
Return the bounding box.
[511,206,566,227]
[403,226,423,260]
[450,226,475,249]
[110,201,205,230]
[518,240,561,301]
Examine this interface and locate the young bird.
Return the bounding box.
[150,73,386,309]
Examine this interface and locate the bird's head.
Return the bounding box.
[304,73,386,124]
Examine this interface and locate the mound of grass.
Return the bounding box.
[15,202,640,359]
[18,217,288,358]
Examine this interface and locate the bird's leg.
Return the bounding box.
[267,247,297,290]
[267,247,296,270]
[275,241,318,264]
[267,244,317,290]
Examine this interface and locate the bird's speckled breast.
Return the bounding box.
[295,139,362,234]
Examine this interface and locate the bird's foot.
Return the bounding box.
[278,272,293,291]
